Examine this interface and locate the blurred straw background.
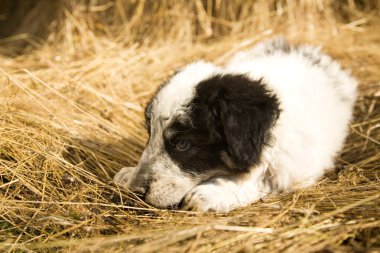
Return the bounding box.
[0,0,379,252]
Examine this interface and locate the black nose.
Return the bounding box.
[128,162,153,200]
[128,176,150,199]
[130,184,147,196]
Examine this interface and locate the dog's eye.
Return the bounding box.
[175,139,190,151]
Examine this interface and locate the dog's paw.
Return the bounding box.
[181,183,241,213]
[113,167,136,185]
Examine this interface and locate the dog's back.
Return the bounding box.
[227,38,357,191]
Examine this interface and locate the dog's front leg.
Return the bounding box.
[181,166,271,212]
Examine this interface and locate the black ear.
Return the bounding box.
[195,74,280,171]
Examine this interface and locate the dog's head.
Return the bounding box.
[115,61,280,208]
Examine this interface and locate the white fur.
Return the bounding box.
[155,61,221,118]
[114,39,357,212]
[227,44,356,191]
[181,164,270,212]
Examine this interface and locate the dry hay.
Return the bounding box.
[0,1,379,252]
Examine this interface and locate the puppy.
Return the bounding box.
[114,38,357,212]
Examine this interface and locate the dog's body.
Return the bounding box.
[114,38,357,212]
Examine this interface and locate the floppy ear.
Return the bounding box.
[196,74,280,171]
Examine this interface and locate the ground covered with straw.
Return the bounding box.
[0,1,379,252]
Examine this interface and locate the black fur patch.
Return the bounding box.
[163,114,226,174]
[164,74,280,173]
